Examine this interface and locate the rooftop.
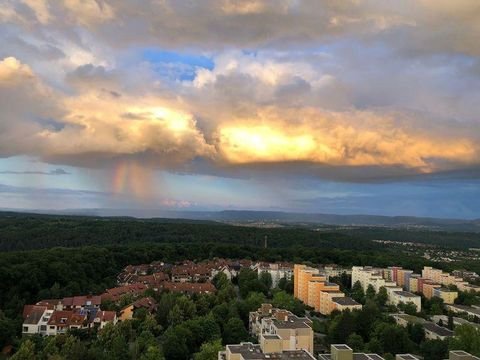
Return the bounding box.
[226,343,315,359]
[319,354,385,359]
[394,291,419,298]
[272,315,312,329]
[396,355,419,360]
[332,297,361,306]
[23,306,47,325]
[448,304,480,316]
[423,322,454,337]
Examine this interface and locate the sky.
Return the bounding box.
[1,0,480,218]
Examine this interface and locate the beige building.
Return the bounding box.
[318,344,420,360]
[423,282,441,299]
[422,266,470,291]
[433,288,458,304]
[448,350,480,359]
[389,291,422,312]
[332,297,362,313]
[220,342,315,360]
[249,304,314,354]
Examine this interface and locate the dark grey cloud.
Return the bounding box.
[0,168,70,175]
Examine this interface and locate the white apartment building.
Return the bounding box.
[257,263,293,288]
[389,291,422,312]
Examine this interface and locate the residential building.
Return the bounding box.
[101,283,148,302]
[322,265,352,280]
[59,295,101,310]
[433,288,458,304]
[23,303,117,336]
[295,264,360,315]
[318,344,418,360]
[22,306,54,336]
[423,322,454,340]
[46,310,85,336]
[422,266,470,291]
[409,275,429,294]
[257,262,293,288]
[119,296,158,321]
[423,282,441,299]
[392,314,426,328]
[331,297,362,313]
[219,342,315,360]
[432,315,480,329]
[94,310,117,329]
[448,350,480,359]
[249,304,314,353]
[320,290,345,315]
[460,284,480,294]
[446,304,480,319]
[157,281,216,294]
[397,269,414,289]
[294,264,321,302]
[307,280,338,312]
[389,291,422,312]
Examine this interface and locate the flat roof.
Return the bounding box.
[332,344,351,350]
[272,315,312,329]
[396,355,419,360]
[319,354,386,360]
[423,322,454,337]
[394,291,419,298]
[393,314,426,324]
[332,297,361,306]
[227,343,315,359]
[448,304,480,316]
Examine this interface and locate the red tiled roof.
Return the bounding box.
[101,283,148,302]
[23,305,47,324]
[35,299,60,310]
[133,296,158,312]
[96,310,116,322]
[159,281,216,294]
[47,311,75,327]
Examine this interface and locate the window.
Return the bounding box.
[50,326,55,329]
[23,326,28,332]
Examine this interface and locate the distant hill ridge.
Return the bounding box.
[1,208,479,232]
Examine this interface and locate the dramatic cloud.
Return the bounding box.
[1,0,480,186]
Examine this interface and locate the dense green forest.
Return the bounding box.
[2,212,480,252]
[0,212,376,251]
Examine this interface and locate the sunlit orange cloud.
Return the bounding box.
[36,91,214,164]
[216,109,477,172]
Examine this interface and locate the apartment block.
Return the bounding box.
[294,264,321,301]
[423,282,442,299]
[446,304,480,319]
[332,297,362,313]
[433,288,458,304]
[322,265,352,280]
[448,350,480,359]
[257,263,293,288]
[308,281,339,312]
[219,342,315,360]
[352,266,395,292]
[389,291,422,312]
[249,304,313,353]
[318,344,420,360]
[423,322,454,340]
[422,266,470,291]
